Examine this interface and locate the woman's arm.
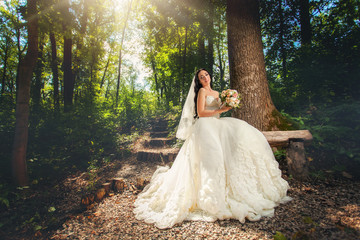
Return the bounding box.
[197,88,231,117]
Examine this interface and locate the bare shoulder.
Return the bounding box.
[199,88,206,94]
[198,88,207,96]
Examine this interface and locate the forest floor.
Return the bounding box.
[1,120,360,240]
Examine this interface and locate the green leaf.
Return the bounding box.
[0,198,9,208]
[34,225,42,231]
[273,231,287,240]
[48,206,56,213]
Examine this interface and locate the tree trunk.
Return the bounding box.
[299,0,311,45]
[62,0,75,111]
[149,47,160,101]
[1,36,11,95]
[198,31,205,65]
[116,0,132,107]
[12,0,38,186]
[278,0,287,80]
[181,25,188,104]
[100,54,111,89]
[50,32,59,110]
[226,0,287,131]
[216,19,225,89]
[206,2,214,76]
[72,0,88,103]
[15,25,27,100]
[63,36,74,111]
[32,37,44,110]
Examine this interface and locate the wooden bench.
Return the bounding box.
[262,130,313,180]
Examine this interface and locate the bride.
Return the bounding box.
[133,68,291,229]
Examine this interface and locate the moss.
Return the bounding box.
[268,109,300,131]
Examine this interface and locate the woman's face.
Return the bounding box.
[198,70,211,87]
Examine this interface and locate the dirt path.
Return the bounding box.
[50,160,360,240]
[1,119,360,239]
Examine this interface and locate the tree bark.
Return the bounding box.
[12,0,38,186]
[226,0,287,130]
[50,32,59,110]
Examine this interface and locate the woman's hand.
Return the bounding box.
[219,105,232,113]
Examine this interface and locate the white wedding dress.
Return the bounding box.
[133,96,291,229]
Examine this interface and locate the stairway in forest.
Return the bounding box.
[136,118,179,164]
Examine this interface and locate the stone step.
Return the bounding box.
[152,125,168,132]
[137,149,179,163]
[150,131,169,138]
[145,138,175,148]
[155,119,168,125]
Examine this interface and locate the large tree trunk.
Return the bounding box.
[226,0,287,131]
[12,0,38,186]
[299,0,311,46]
[50,32,59,110]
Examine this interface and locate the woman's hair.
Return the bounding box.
[194,68,212,119]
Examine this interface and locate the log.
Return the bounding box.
[81,194,95,206]
[112,178,125,193]
[102,182,111,194]
[262,130,313,180]
[147,138,174,148]
[287,139,309,180]
[136,178,149,190]
[95,188,106,202]
[262,130,313,147]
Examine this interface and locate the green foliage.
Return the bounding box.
[306,102,360,167]
[0,184,10,208]
[273,231,288,240]
[141,0,229,108]
[1,0,359,191]
[283,101,360,177]
[260,0,360,176]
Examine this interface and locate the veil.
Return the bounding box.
[176,77,196,140]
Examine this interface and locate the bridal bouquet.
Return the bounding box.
[220,89,241,108]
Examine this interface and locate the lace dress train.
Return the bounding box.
[133,96,291,229]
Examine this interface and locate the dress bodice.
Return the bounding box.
[205,96,221,118]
